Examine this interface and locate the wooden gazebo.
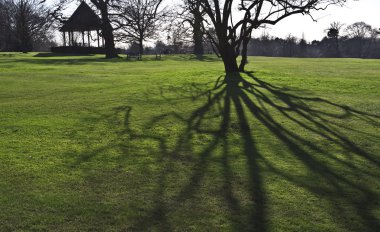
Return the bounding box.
[51,2,105,54]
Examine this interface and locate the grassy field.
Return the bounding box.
[0,53,379,231]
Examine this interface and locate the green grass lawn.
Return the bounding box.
[0,53,379,231]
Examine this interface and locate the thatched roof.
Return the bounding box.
[60,2,102,32]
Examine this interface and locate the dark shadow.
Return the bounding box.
[34,53,96,57]
[164,54,221,62]
[66,72,380,231]
[193,54,219,61]
[0,54,166,66]
[0,53,15,57]
[0,57,125,66]
[0,53,221,66]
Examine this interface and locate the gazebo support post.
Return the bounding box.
[88,31,91,47]
[97,30,100,47]
[82,31,85,47]
[63,32,66,46]
[71,31,74,46]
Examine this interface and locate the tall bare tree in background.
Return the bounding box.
[178,0,205,56]
[345,22,374,39]
[14,0,52,52]
[345,21,379,58]
[112,0,166,55]
[0,0,52,52]
[0,0,13,51]
[196,0,348,74]
[90,0,119,58]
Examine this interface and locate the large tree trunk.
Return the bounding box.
[97,3,118,59]
[192,6,204,56]
[216,31,239,73]
[101,21,118,58]
[138,38,144,55]
[219,42,239,73]
[222,55,239,73]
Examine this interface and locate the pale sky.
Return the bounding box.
[51,0,379,42]
[252,0,380,41]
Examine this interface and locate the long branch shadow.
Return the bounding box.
[147,72,379,231]
[67,72,379,231]
[232,72,380,231]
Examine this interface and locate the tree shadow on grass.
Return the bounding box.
[0,53,125,66]
[33,53,97,57]
[68,72,380,231]
[1,55,167,66]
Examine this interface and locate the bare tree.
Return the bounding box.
[0,0,52,52]
[345,22,377,58]
[177,0,205,56]
[198,0,347,74]
[90,0,119,58]
[345,22,373,39]
[0,0,13,51]
[113,0,166,55]
[165,22,192,53]
[14,0,52,52]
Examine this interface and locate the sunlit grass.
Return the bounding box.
[0,52,379,231]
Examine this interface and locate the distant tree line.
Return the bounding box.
[0,0,54,52]
[248,22,380,58]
